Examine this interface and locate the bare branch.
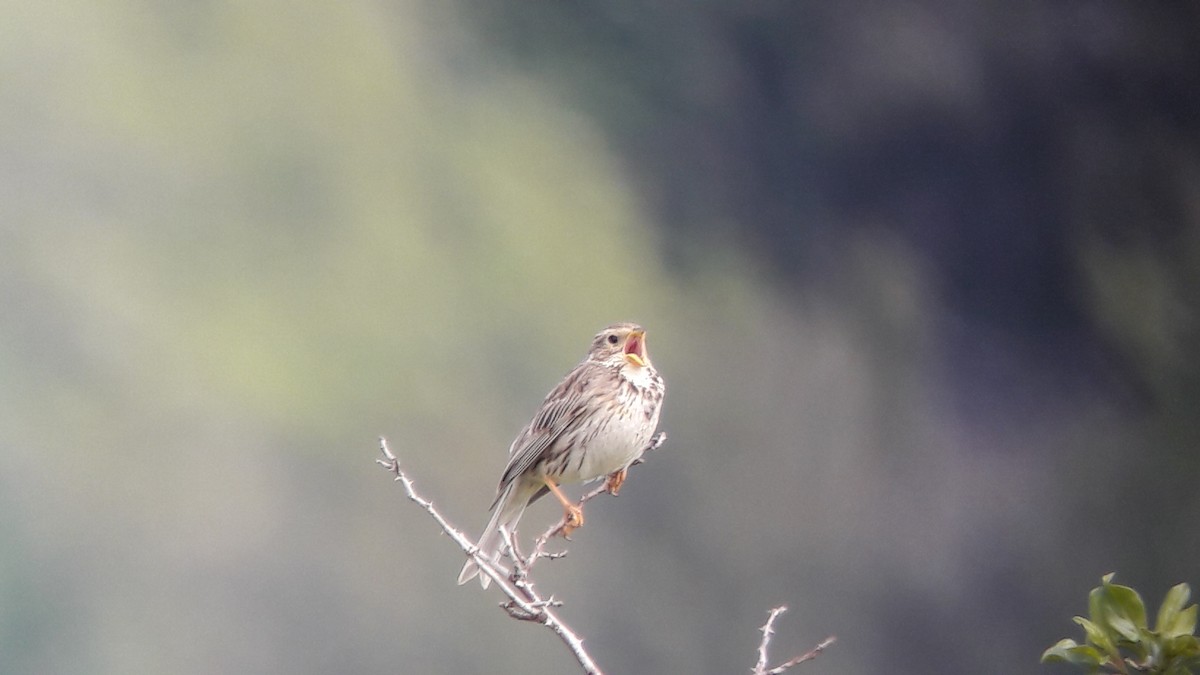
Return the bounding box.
[764,636,837,675]
[629,430,668,466]
[527,431,669,562]
[504,430,670,580]
[756,606,787,672]
[752,606,837,675]
[376,437,604,674]
[377,432,830,675]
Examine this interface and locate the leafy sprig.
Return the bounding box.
[1043,573,1199,674]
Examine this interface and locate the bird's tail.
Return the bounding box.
[457,485,527,588]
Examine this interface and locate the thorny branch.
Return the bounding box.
[376,434,834,674]
[753,606,837,675]
[376,437,602,674]
[514,431,669,574]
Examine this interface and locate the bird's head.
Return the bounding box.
[589,322,651,369]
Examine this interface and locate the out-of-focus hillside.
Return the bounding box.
[1,3,1196,674]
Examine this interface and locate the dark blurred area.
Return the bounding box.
[470,1,1200,413]
[459,4,1200,672]
[1,2,1197,674]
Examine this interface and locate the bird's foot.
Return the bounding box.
[560,503,584,537]
[604,468,628,496]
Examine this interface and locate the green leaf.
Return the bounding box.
[1101,575,1148,641]
[1158,584,1192,635]
[1162,644,1200,675]
[1074,616,1117,656]
[1165,605,1198,641]
[1090,580,1108,626]
[1042,637,1078,656]
[1042,639,1104,667]
[1163,662,1191,675]
[1108,613,1140,642]
[1163,634,1200,660]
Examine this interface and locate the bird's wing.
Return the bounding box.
[491,364,596,508]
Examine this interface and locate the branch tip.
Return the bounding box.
[375,432,828,675]
[754,606,834,674]
[375,435,603,674]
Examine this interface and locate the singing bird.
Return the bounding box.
[458,323,665,587]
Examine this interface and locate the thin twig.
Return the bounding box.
[376,437,603,675]
[756,607,787,672]
[764,636,837,674]
[378,432,829,675]
[516,431,668,576]
[752,606,837,675]
[529,431,669,558]
[630,430,668,466]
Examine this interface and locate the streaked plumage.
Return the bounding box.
[458,323,665,587]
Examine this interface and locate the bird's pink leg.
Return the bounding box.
[542,476,584,535]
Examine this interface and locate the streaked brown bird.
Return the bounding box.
[458,322,665,587]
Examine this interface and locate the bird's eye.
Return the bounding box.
[607,334,620,345]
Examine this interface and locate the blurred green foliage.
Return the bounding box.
[2,2,1198,675]
[1044,574,1200,675]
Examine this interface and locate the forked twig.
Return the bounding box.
[376,437,602,674]
[522,432,669,568]
[377,433,832,674]
[752,606,837,675]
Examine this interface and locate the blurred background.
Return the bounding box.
[2,2,1198,673]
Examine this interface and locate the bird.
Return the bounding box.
[457,322,665,588]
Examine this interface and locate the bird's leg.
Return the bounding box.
[604,468,627,496]
[542,476,584,536]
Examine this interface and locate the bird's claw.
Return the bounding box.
[604,468,627,496]
[560,503,584,537]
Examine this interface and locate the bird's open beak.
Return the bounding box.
[623,330,647,367]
